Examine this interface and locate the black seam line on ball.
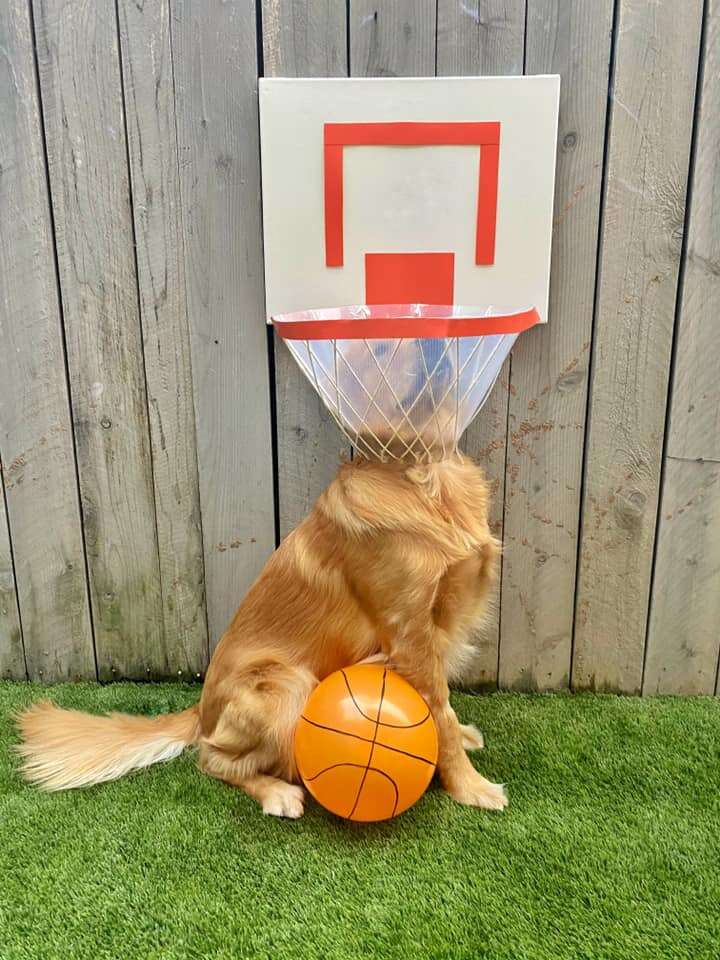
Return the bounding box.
[348,667,387,819]
[340,669,431,728]
[304,762,400,818]
[298,715,435,765]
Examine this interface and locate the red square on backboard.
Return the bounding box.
[365,253,455,305]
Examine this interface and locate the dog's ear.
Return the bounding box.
[404,462,443,499]
[404,458,497,554]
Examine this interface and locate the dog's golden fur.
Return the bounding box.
[18,455,507,816]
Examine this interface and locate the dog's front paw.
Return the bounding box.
[262,783,305,819]
[460,723,484,751]
[446,772,508,811]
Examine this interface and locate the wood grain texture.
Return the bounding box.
[644,5,720,695]
[350,0,435,77]
[644,461,720,694]
[33,0,165,679]
[262,0,349,539]
[0,0,94,680]
[573,0,704,693]
[499,0,614,691]
[437,0,524,76]
[171,0,275,648]
[658,6,720,467]
[117,0,208,676]
[438,0,526,687]
[263,0,347,78]
[0,474,24,679]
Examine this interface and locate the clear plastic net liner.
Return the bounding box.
[277,305,528,462]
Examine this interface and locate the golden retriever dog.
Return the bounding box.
[17,454,507,817]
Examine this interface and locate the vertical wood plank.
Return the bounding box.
[171,0,275,647]
[33,0,165,679]
[498,0,614,690]
[117,0,208,676]
[437,0,524,75]
[350,0,435,76]
[654,5,720,470]
[263,0,346,77]
[0,474,24,679]
[644,462,720,694]
[0,0,94,680]
[262,0,349,539]
[644,3,720,696]
[437,0,526,688]
[573,0,703,693]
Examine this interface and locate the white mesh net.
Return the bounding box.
[280,307,522,462]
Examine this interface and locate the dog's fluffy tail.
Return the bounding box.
[16,701,200,791]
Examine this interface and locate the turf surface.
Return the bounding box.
[0,682,718,960]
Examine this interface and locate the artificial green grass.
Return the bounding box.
[0,683,718,960]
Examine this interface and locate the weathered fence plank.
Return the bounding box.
[437,0,526,688]
[117,0,208,676]
[644,463,720,695]
[499,0,614,690]
[350,0,435,76]
[644,4,720,696]
[0,0,94,680]
[171,0,275,648]
[262,0,349,539]
[263,0,347,78]
[437,0,524,75]
[0,475,24,679]
[32,0,165,679]
[573,0,704,693]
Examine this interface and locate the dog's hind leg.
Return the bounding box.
[198,659,315,818]
[200,745,306,818]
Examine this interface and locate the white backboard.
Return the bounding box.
[259,76,560,323]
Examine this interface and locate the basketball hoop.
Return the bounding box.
[274,304,539,462]
[261,77,559,462]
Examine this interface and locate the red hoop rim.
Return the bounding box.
[272,305,541,341]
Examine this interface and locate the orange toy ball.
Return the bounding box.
[294,663,438,822]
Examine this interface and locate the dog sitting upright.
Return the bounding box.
[18,455,507,817]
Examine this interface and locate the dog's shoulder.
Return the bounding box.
[315,456,493,559]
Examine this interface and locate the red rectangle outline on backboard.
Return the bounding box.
[324,122,500,146]
[324,122,501,268]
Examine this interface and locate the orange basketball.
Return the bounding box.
[294,663,438,822]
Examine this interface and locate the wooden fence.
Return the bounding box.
[1,0,718,694]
